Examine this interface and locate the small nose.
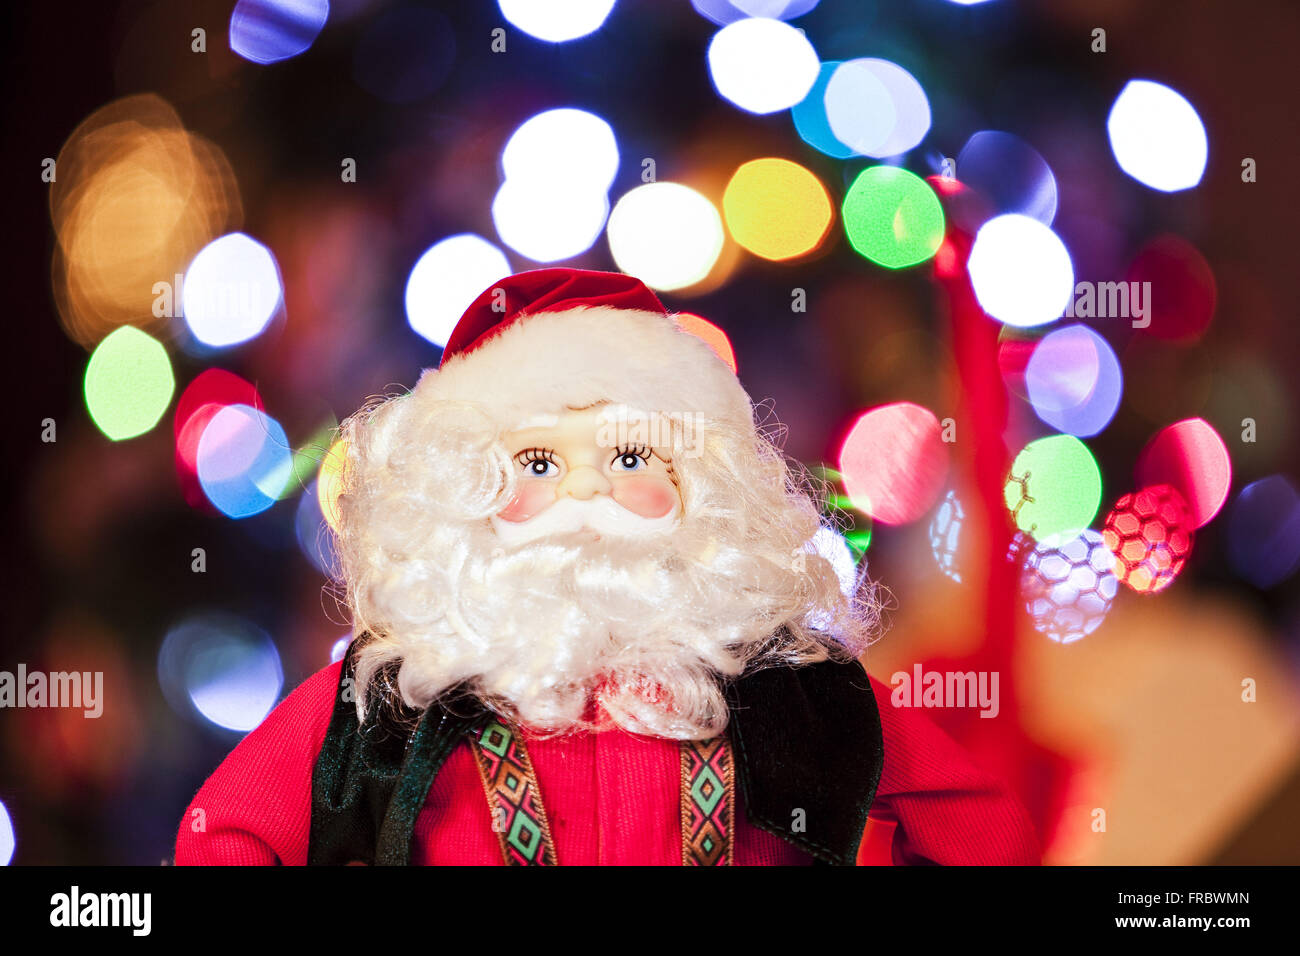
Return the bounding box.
[558,464,611,500]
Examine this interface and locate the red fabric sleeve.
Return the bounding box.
[866,674,1041,866]
[173,660,343,866]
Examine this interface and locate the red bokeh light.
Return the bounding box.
[1135,417,1231,529]
[1124,235,1217,343]
[173,369,264,509]
[1103,484,1194,594]
[838,402,949,525]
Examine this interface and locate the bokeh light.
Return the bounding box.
[1107,79,1208,192]
[1103,484,1194,594]
[286,418,340,501]
[330,634,352,662]
[692,0,820,23]
[196,403,294,518]
[929,489,965,583]
[1004,434,1102,542]
[316,438,348,533]
[501,108,619,192]
[707,17,819,114]
[803,525,858,631]
[842,166,945,269]
[607,183,724,290]
[955,130,1058,227]
[968,214,1075,327]
[49,95,241,347]
[83,326,175,441]
[493,179,610,262]
[174,369,263,510]
[791,62,856,159]
[1006,529,1034,565]
[1021,529,1120,643]
[824,58,931,158]
[674,312,738,373]
[1135,417,1231,529]
[722,158,832,260]
[405,235,512,348]
[295,480,340,577]
[158,613,284,732]
[1124,235,1217,343]
[498,0,617,42]
[1228,476,1300,590]
[1024,324,1123,437]
[0,800,12,866]
[494,109,618,262]
[839,402,949,525]
[229,0,329,64]
[182,233,284,347]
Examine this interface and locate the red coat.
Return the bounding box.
[174,660,1040,865]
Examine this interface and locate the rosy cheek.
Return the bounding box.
[497,481,557,522]
[611,477,679,519]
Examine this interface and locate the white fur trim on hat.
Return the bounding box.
[414,305,755,431]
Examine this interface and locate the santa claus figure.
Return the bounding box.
[174,268,1039,866]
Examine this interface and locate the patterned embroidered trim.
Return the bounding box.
[466,719,558,866]
[467,718,735,866]
[680,735,734,866]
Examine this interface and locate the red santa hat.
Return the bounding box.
[419,267,753,431]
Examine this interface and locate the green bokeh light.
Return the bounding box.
[844,526,873,555]
[1004,434,1102,542]
[83,326,175,441]
[842,165,945,269]
[281,418,341,500]
[811,463,873,553]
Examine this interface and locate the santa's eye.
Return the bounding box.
[516,448,560,478]
[611,444,651,472]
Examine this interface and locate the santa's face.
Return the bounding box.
[491,403,683,546]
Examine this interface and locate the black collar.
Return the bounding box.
[726,655,884,865]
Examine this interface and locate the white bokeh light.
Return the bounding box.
[158,614,285,733]
[1107,79,1207,192]
[804,525,858,630]
[707,17,820,114]
[825,59,931,158]
[968,214,1075,328]
[0,799,13,866]
[405,235,512,347]
[1022,528,1119,644]
[733,0,819,16]
[1025,324,1123,438]
[492,179,610,262]
[183,233,284,347]
[501,108,619,191]
[497,0,617,42]
[607,182,724,291]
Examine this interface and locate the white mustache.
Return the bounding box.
[489,494,680,547]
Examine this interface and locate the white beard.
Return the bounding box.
[354,507,819,740]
